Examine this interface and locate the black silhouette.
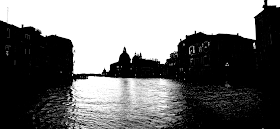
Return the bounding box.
[254,2,280,126]
[2,20,74,128]
[108,47,163,78]
[177,32,255,88]
[2,0,278,128]
[108,47,132,77]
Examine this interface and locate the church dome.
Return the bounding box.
[132,53,142,64]
[119,47,131,64]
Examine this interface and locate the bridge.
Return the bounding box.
[72,73,105,79]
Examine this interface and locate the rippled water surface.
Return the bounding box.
[29,77,263,129]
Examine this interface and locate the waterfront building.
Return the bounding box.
[108,48,162,78]
[1,20,73,84]
[109,47,131,77]
[254,1,280,87]
[178,32,212,83]
[102,68,107,76]
[131,53,160,78]
[45,35,73,80]
[178,32,255,86]
[1,21,21,77]
[21,26,44,77]
[165,51,179,79]
[254,1,280,71]
[109,62,120,77]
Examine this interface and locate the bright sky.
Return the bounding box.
[1,0,279,74]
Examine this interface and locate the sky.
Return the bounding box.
[1,0,279,74]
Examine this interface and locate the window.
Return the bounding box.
[190,58,194,66]
[168,63,172,66]
[189,45,195,55]
[5,45,11,50]
[207,41,210,46]
[195,57,200,66]
[195,44,200,53]
[7,28,10,38]
[225,62,229,66]
[5,45,11,56]
[199,45,202,52]
[183,43,185,46]
[179,68,184,72]
[25,34,30,40]
[203,41,210,52]
[204,55,210,66]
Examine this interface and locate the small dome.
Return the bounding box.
[132,55,138,62]
[132,53,142,64]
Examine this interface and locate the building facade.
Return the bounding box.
[254,1,280,88]
[108,47,162,78]
[178,32,255,86]
[45,35,73,81]
[109,47,131,77]
[102,68,107,76]
[165,51,179,79]
[1,21,22,77]
[255,2,280,69]
[1,20,73,85]
[131,53,161,78]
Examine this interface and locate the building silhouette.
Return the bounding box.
[2,21,23,77]
[102,68,107,76]
[254,1,280,73]
[109,47,131,77]
[131,53,161,78]
[165,51,179,79]
[45,35,73,81]
[254,1,279,92]
[177,32,255,86]
[108,47,163,78]
[2,20,73,86]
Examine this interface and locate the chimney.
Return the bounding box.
[22,24,24,28]
[180,39,182,42]
[195,31,196,34]
[263,0,268,8]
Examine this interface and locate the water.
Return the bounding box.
[25,77,263,128]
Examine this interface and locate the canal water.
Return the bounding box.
[22,77,264,128]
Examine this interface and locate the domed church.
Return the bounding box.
[109,47,132,77]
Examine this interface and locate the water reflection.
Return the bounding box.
[118,78,131,120]
[31,86,74,128]
[29,77,263,129]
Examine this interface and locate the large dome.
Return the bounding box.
[119,47,131,64]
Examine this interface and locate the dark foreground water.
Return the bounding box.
[14,77,265,129]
